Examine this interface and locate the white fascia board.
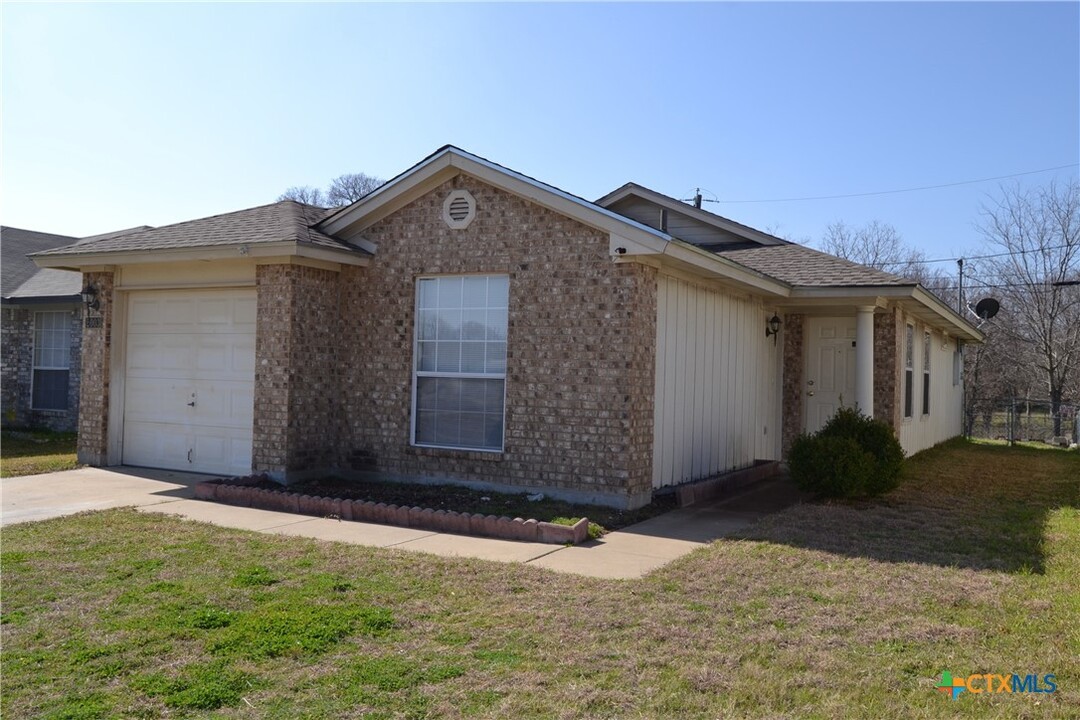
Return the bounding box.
[660,239,791,296]
[911,286,984,342]
[785,284,983,342]
[31,242,370,271]
[319,153,458,236]
[318,147,674,252]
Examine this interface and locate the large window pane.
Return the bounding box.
[32,370,69,411]
[414,275,508,451]
[32,312,70,410]
[462,276,488,308]
[461,309,486,340]
[488,276,509,307]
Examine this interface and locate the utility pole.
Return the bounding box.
[957,258,964,314]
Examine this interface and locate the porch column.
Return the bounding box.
[855,306,875,417]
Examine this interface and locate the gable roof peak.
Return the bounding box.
[597,182,790,248]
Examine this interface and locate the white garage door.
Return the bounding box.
[122,289,256,476]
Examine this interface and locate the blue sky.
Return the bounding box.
[3,2,1077,270]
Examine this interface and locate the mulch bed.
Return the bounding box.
[229,475,676,533]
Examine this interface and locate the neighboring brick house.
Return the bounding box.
[2,227,84,431]
[31,147,982,509]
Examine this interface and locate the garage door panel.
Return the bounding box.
[192,429,252,475]
[123,379,196,422]
[123,289,255,476]
[187,383,254,429]
[128,336,198,377]
[124,423,195,470]
[196,335,255,378]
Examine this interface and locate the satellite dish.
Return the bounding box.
[974,297,1000,320]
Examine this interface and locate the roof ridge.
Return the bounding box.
[112,199,326,240]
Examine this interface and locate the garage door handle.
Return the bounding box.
[187,401,196,407]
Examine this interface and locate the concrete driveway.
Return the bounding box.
[0,466,218,526]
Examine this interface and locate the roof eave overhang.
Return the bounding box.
[30,241,370,271]
[316,148,673,252]
[648,239,793,296]
[780,284,984,342]
[1,294,80,306]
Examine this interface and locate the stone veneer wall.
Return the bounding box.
[873,306,902,430]
[2,307,83,432]
[780,313,804,456]
[77,271,114,465]
[253,264,342,475]
[338,174,659,508]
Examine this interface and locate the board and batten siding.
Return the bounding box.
[897,316,964,456]
[652,274,783,488]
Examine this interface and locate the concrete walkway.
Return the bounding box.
[2,467,805,579]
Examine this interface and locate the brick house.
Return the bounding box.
[32,147,983,509]
[2,226,84,431]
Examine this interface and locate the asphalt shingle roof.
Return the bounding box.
[1,226,80,298]
[34,201,361,258]
[7,269,81,299]
[717,243,914,287]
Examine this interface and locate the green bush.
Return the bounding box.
[789,406,905,498]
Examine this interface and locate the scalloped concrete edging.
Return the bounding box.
[193,475,590,545]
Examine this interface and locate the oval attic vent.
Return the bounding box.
[442,190,476,229]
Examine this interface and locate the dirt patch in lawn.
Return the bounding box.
[236,476,676,534]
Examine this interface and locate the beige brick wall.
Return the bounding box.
[77,271,114,465]
[781,312,804,456]
[253,263,342,475]
[338,175,658,507]
[874,306,902,429]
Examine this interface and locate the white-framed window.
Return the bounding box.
[922,331,931,416]
[32,311,71,411]
[903,324,914,419]
[412,275,508,451]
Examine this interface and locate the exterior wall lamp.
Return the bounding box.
[81,283,100,314]
[765,313,782,344]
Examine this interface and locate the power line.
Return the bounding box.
[876,242,1077,267]
[695,163,1078,204]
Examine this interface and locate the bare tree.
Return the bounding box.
[277,172,385,208]
[820,220,929,282]
[977,180,1080,436]
[278,185,327,206]
[327,173,385,205]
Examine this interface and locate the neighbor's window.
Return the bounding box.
[922,331,931,416]
[413,275,508,451]
[32,311,71,410]
[903,324,914,419]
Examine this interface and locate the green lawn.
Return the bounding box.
[0,429,79,478]
[1,439,1077,718]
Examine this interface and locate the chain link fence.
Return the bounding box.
[966,399,1078,447]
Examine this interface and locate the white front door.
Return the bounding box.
[122,289,256,475]
[804,317,857,435]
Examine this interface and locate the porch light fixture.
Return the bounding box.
[765,313,782,344]
[81,283,100,313]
